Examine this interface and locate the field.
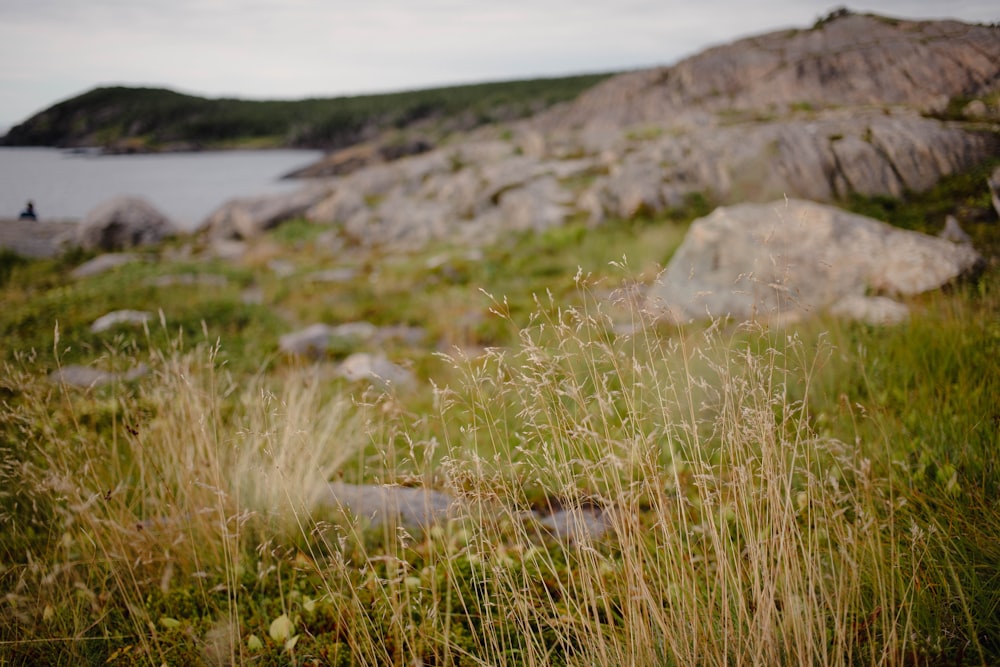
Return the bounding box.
[1,164,999,665]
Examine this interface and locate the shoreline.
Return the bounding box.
[0,219,78,259]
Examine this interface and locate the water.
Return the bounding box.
[0,147,324,231]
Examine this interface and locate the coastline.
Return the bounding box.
[0,218,78,259]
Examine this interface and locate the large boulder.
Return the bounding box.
[645,200,983,325]
[77,197,176,251]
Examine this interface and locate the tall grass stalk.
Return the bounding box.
[415,287,965,665]
[2,335,365,664]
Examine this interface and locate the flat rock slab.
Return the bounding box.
[49,363,149,388]
[70,253,145,278]
[0,219,77,259]
[91,309,153,333]
[319,482,612,542]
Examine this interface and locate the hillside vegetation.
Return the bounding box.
[0,74,612,152]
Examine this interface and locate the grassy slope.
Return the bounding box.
[0,163,999,664]
[0,74,613,151]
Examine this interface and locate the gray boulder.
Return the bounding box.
[201,185,330,239]
[77,197,176,251]
[645,200,983,324]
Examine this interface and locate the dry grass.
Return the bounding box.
[1,283,990,665]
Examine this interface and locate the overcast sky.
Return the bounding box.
[2,1,997,131]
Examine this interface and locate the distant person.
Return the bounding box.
[18,201,37,220]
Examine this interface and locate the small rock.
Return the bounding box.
[49,363,149,388]
[939,215,972,244]
[279,324,337,358]
[337,353,416,391]
[537,507,611,542]
[90,310,153,333]
[70,253,144,279]
[147,273,229,288]
[320,482,453,529]
[828,295,910,326]
[305,268,358,283]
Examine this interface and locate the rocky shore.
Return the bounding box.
[0,218,76,258]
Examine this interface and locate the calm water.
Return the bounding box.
[0,147,323,231]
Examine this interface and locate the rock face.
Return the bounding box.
[644,200,983,325]
[200,185,331,240]
[537,12,1000,129]
[77,197,176,251]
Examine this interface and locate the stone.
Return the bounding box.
[644,199,983,324]
[49,363,149,388]
[77,197,176,251]
[90,309,153,333]
[494,177,572,233]
[147,273,229,288]
[989,166,1000,219]
[536,13,1000,129]
[279,323,425,359]
[201,185,330,239]
[320,482,453,529]
[939,215,972,245]
[337,353,416,391]
[828,295,910,326]
[305,268,358,283]
[305,188,366,225]
[536,507,611,542]
[70,253,144,278]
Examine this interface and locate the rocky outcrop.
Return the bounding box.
[77,197,177,251]
[283,139,433,178]
[644,200,984,325]
[210,13,998,255]
[536,12,1000,130]
[200,185,331,240]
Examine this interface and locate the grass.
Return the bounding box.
[1,168,999,664]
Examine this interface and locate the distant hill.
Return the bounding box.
[0,74,613,152]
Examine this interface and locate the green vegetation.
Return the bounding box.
[1,74,613,151]
[1,163,999,665]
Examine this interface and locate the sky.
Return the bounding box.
[2,1,997,132]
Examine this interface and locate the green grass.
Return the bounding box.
[1,165,999,664]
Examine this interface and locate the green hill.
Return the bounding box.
[0,74,613,152]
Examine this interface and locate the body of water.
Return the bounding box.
[0,147,323,231]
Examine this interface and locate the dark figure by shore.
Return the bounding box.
[19,201,37,220]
